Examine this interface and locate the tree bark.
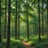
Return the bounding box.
[38,0,41,42]
[17,0,20,39]
[47,0,48,36]
[42,0,44,36]
[15,0,18,39]
[4,0,7,38]
[0,0,2,43]
[6,0,11,48]
[26,2,29,39]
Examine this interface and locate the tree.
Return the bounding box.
[6,0,11,48]
[17,0,20,39]
[42,0,44,36]
[38,0,41,42]
[15,0,20,39]
[15,0,18,39]
[0,0,2,43]
[47,0,48,36]
[26,2,29,39]
[4,0,7,38]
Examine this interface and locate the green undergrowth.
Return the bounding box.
[0,35,48,48]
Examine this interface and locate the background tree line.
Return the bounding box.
[0,0,48,48]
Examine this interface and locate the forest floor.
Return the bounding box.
[0,35,48,48]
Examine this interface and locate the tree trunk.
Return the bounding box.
[4,0,7,38]
[42,0,44,36]
[26,2,29,39]
[17,14,20,39]
[15,0,20,39]
[0,0,2,43]
[38,0,41,42]
[47,0,48,36]
[47,0,48,30]
[15,0,18,39]
[6,0,11,48]
[17,1,20,39]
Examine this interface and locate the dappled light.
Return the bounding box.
[0,0,48,48]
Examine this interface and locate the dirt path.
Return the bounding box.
[21,40,35,48]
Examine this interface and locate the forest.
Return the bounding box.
[0,0,48,48]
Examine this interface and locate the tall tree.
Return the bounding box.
[47,0,48,35]
[4,0,7,38]
[6,0,11,48]
[0,0,2,43]
[38,0,41,42]
[17,0,20,39]
[15,0,20,39]
[15,0,18,39]
[26,2,29,39]
[42,0,44,36]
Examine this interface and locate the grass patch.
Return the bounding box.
[1,35,48,48]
